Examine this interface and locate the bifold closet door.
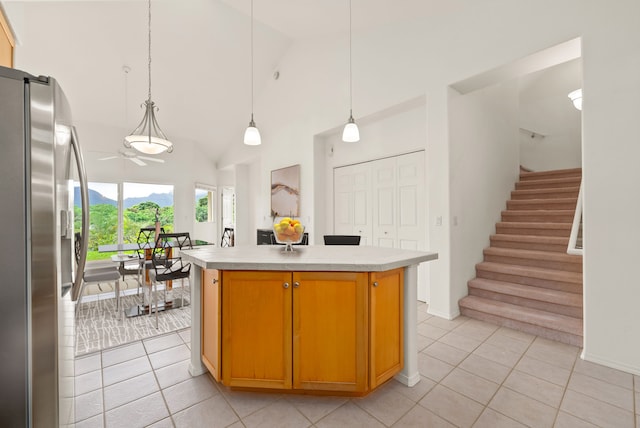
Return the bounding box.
[333,163,372,244]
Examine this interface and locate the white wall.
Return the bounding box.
[218,0,640,374]
[448,82,520,317]
[519,59,582,171]
[580,4,640,374]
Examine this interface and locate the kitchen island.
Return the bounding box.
[182,244,437,395]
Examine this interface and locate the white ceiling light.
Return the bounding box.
[342,0,360,143]
[124,0,173,155]
[244,0,262,146]
[568,88,582,111]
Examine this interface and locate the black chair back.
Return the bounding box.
[323,235,361,245]
[151,232,192,282]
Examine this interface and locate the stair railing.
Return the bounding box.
[567,181,583,255]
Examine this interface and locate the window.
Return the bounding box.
[74,181,174,260]
[74,182,118,261]
[195,184,216,223]
[122,182,174,244]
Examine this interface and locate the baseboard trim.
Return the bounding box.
[394,371,421,387]
[427,307,461,321]
[581,350,640,376]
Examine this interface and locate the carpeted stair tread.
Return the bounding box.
[507,198,578,210]
[496,222,572,237]
[468,278,582,308]
[511,187,580,200]
[476,262,582,285]
[515,177,581,190]
[459,295,582,336]
[483,247,582,272]
[501,210,575,223]
[519,168,582,181]
[490,234,569,252]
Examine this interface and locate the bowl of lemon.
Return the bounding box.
[273,217,304,251]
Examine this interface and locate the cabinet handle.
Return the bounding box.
[212,278,218,284]
[373,281,379,287]
[293,281,300,288]
[283,282,290,289]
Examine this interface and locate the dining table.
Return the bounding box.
[98,238,213,317]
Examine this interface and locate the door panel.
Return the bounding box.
[202,269,221,381]
[370,268,404,388]
[222,270,292,389]
[333,164,372,241]
[293,271,368,392]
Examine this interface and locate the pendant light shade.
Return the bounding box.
[342,0,360,142]
[124,0,173,155]
[243,115,261,146]
[244,0,261,146]
[125,100,173,154]
[342,113,360,142]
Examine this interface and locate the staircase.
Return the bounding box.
[459,167,583,347]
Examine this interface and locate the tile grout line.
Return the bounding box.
[145,334,177,427]
[461,324,535,427]
[549,344,580,428]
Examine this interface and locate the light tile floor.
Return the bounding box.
[74,302,639,428]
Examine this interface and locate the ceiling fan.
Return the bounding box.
[98,149,165,167]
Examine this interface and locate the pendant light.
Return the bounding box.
[342,0,360,143]
[124,0,173,155]
[243,0,262,146]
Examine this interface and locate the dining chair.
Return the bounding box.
[74,233,121,317]
[126,226,166,300]
[323,235,361,245]
[148,232,193,327]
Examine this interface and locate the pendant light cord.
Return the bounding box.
[148,0,152,104]
[349,0,353,116]
[250,0,255,120]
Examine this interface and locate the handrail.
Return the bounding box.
[567,181,583,255]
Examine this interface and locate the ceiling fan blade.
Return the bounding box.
[129,157,146,166]
[138,156,165,163]
[98,156,118,161]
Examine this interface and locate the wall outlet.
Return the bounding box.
[435,216,442,226]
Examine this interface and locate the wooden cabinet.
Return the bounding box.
[370,268,404,388]
[0,8,14,68]
[201,269,221,381]
[202,268,403,395]
[292,271,368,392]
[221,270,368,393]
[222,270,292,389]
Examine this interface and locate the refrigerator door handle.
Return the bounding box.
[70,126,89,301]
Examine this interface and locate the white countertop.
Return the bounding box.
[181,244,438,272]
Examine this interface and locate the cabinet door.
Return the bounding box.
[292,271,368,392]
[202,269,221,381]
[370,268,404,388]
[222,271,292,389]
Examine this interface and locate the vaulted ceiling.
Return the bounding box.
[2,0,458,162]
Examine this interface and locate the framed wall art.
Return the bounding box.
[271,164,300,217]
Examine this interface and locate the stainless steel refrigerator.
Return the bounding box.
[0,65,89,427]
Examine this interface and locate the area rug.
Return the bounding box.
[75,279,191,356]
